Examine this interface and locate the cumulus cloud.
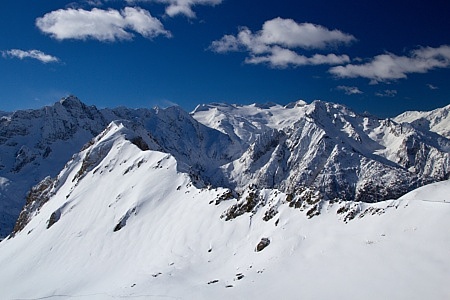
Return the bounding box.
[336,85,363,95]
[245,48,350,68]
[126,0,222,18]
[329,45,450,83]
[257,18,355,49]
[209,17,355,68]
[2,49,59,63]
[36,7,171,42]
[375,89,397,97]
[427,83,438,90]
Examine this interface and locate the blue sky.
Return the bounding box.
[1,0,449,117]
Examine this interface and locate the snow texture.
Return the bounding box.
[394,103,450,138]
[0,119,449,299]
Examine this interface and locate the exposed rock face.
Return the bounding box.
[255,238,270,252]
[0,97,110,237]
[12,176,56,235]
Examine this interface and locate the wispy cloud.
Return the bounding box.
[427,83,439,90]
[2,49,60,63]
[125,0,223,18]
[209,17,355,68]
[329,45,450,83]
[375,89,397,97]
[336,85,363,95]
[36,7,171,42]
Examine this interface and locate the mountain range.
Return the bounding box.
[0,96,449,299]
[1,96,449,238]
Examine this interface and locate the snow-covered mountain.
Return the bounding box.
[192,100,450,202]
[394,103,450,138]
[0,96,111,238]
[0,117,449,299]
[1,97,450,239]
[0,97,234,238]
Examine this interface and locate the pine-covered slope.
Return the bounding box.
[0,120,449,299]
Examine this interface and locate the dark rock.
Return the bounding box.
[47,210,61,229]
[130,136,149,151]
[235,273,244,280]
[255,237,270,252]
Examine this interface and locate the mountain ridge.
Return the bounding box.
[193,100,450,200]
[1,96,450,238]
[0,116,449,298]
[0,97,450,299]
[394,103,450,138]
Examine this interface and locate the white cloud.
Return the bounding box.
[210,34,240,53]
[375,89,397,97]
[258,18,356,49]
[2,49,59,63]
[427,83,439,90]
[36,7,171,42]
[336,85,363,95]
[209,18,354,68]
[85,0,104,6]
[245,47,350,68]
[126,0,222,18]
[329,45,450,83]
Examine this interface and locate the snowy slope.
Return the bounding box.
[192,101,308,146]
[394,103,450,138]
[0,97,234,238]
[0,96,110,237]
[0,122,449,299]
[399,179,450,202]
[101,105,237,189]
[1,97,450,239]
[193,100,450,202]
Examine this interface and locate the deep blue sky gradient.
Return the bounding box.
[1,0,449,117]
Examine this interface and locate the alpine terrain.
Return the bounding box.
[0,96,449,299]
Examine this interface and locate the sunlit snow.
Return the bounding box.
[0,120,449,299]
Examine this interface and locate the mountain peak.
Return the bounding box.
[394,102,450,138]
[284,99,307,108]
[58,95,84,109]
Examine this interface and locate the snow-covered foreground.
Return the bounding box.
[0,122,449,300]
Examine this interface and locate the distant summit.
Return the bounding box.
[394,103,450,138]
[59,95,83,106]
